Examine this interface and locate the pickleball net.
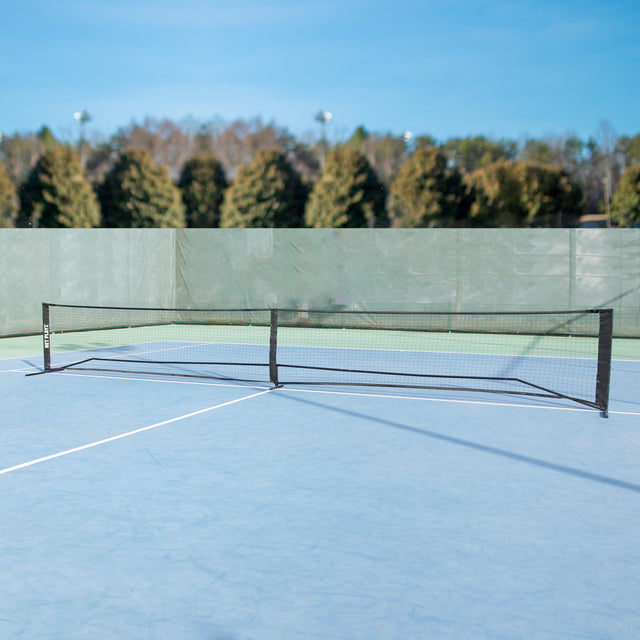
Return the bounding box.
[37,303,613,414]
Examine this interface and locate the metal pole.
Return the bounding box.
[315,111,332,167]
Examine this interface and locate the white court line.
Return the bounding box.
[37,371,601,411]
[272,386,640,416]
[38,370,270,390]
[35,370,640,416]
[1,365,43,373]
[0,339,223,371]
[0,388,274,477]
[7,367,639,417]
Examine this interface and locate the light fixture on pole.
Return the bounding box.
[402,131,414,155]
[315,110,333,167]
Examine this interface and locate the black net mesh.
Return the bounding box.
[42,304,611,412]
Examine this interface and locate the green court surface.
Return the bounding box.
[4,328,640,361]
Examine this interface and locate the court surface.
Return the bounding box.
[1,335,639,640]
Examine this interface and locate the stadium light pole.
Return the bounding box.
[402,130,413,154]
[315,110,333,167]
[74,110,91,167]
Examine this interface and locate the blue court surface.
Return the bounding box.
[1,339,639,640]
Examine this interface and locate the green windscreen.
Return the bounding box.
[1,229,638,338]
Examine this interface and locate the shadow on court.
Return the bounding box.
[277,390,640,495]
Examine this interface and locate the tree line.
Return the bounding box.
[1,118,639,228]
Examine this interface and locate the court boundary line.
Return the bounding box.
[4,364,638,416]
[25,369,640,416]
[272,386,640,416]
[46,370,271,390]
[0,388,274,477]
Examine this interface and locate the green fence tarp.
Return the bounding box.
[1,228,639,337]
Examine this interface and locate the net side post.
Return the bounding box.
[595,309,613,418]
[42,303,51,372]
[269,309,279,387]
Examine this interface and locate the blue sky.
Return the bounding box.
[1,0,639,144]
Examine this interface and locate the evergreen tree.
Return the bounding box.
[305,148,387,228]
[468,160,582,227]
[618,135,640,166]
[389,147,471,227]
[19,148,100,228]
[37,125,61,151]
[466,159,524,227]
[519,163,582,227]
[99,149,186,227]
[347,125,369,150]
[0,163,19,227]
[178,155,228,227]
[219,149,306,227]
[611,164,640,227]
